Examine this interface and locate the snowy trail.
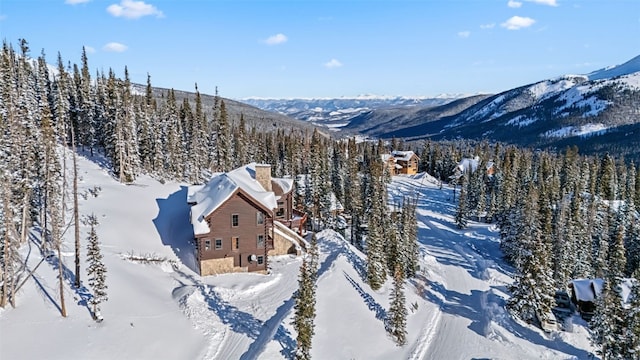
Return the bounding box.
[242,232,346,359]
[173,232,346,360]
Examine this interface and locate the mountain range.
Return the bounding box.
[241,95,463,130]
[243,55,640,159]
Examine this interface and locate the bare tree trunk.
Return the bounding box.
[1,222,8,308]
[57,244,67,317]
[72,123,81,288]
[62,141,67,225]
[2,182,13,308]
[20,192,29,244]
[118,121,124,183]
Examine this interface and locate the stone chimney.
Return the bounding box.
[254,164,272,192]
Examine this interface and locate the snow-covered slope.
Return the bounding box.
[0,152,596,359]
[587,54,640,81]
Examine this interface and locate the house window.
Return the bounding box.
[215,238,222,250]
[233,236,239,250]
[257,256,264,265]
[204,239,211,251]
[256,212,264,225]
[257,234,264,248]
[232,214,239,227]
[276,203,284,217]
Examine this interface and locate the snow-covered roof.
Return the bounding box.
[272,177,294,195]
[381,153,395,163]
[189,163,278,236]
[570,278,604,302]
[187,184,204,204]
[570,278,636,305]
[456,156,480,174]
[392,150,416,162]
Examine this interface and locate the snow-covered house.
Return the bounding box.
[382,150,420,175]
[568,278,604,320]
[188,163,307,276]
[567,278,637,320]
[450,156,496,181]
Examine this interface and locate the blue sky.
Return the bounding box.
[1,0,638,99]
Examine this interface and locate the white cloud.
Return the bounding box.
[480,23,495,29]
[525,0,558,6]
[65,0,91,4]
[324,59,343,69]
[264,33,288,45]
[501,16,536,30]
[508,0,522,8]
[103,42,128,52]
[84,46,96,54]
[458,31,471,38]
[107,0,164,19]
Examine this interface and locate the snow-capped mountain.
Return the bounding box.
[346,55,640,160]
[241,95,464,130]
[587,54,640,81]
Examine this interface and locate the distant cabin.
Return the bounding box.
[568,278,636,320]
[450,156,496,181]
[188,163,308,276]
[382,150,420,175]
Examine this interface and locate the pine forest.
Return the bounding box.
[1,39,639,359]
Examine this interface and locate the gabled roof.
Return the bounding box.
[392,150,417,162]
[189,163,278,236]
[570,278,603,302]
[381,153,396,163]
[570,278,636,305]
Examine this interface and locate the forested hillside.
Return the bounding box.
[1,39,639,359]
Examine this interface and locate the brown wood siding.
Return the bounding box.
[398,155,419,175]
[196,192,270,272]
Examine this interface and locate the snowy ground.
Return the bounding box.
[0,153,596,359]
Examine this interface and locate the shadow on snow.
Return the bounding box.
[420,280,592,359]
[153,186,198,274]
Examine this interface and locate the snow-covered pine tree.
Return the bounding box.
[232,114,247,169]
[590,279,626,359]
[293,236,318,360]
[86,214,107,321]
[163,88,186,178]
[506,185,556,328]
[215,98,231,172]
[590,209,628,359]
[624,270,640,357]
[623,169,640,276]
[366,158,388,291]
[455,173,468,229]
[399,197,419,278]
[387,264,407,346]
[343,137,362,244]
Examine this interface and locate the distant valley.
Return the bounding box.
[243,55,640,160]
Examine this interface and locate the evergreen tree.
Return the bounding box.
[506,186,556,328]
[387,265,407,346]
[293,235,318,360]
[624,270,640,358]
[86,214,108,320]
[455,173,469,229]
[399,197,419,278]
[590,280,626,359]
[366,159,388,290]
